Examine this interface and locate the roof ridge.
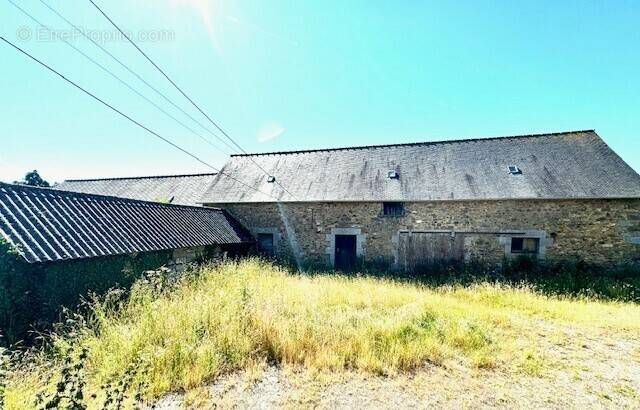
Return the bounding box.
[230,129,596,157]
[0,182,222,212]
[63,172,218,183]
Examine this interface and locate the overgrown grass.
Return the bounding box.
[3,259,640,408]
[358,257,640,302]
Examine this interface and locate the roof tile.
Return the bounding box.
[57,173,217,206]
[201,130,640,203]
[0,183,253,264]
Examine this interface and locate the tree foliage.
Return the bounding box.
[14,170,50,187]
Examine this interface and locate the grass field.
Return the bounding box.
[2,259,640,409]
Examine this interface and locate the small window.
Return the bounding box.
[257,233,275,254]
[511,237,540,254]
[383,202,404,216]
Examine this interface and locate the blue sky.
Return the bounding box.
[1,0,639,183]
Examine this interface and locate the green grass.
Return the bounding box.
[3,259,640,409]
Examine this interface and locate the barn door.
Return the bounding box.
[335,234,357,271]
[397,232,464,272]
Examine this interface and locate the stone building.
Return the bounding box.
[200,130,640,270]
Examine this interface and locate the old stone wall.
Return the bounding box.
[168,244,238,272]
[211,199,640,269]
[169,246,207,272]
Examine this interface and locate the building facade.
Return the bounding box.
[219,199,640,270]
[202,131,640,270]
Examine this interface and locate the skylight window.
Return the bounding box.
[267,176,276,183]
[508,165,522,175]
[388,170,399,179]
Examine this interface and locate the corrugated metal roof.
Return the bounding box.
[201,130,640,203]
[56,173,217,206]
[0,183,253,264]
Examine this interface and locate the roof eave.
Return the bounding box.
[202,195,640,205]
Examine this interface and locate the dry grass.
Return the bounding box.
[3,259,640,409]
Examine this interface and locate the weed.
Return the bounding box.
[612,383,638,399]
[35,347,89,410]
[518,349,547,376]
[99,356,150,410]
[0,345,8,409]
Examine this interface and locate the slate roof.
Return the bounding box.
[0,183,253,264]
[201,130,640,203]
[56,173,217,206]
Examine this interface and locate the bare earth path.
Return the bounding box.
[152,323,640,409]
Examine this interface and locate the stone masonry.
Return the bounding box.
[211,199,640,270]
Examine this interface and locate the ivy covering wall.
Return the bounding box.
[0,239,172,347]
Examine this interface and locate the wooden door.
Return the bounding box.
[397,232,464,272]
[335,235,357,270]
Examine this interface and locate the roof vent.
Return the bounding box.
[508,165,522,175]
[267,176,276,183]
[388,170,399,179]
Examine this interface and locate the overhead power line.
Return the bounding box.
[36,0,238,154]
[7,0,232,156]
[0,37,277,200]
[87,0,299,201]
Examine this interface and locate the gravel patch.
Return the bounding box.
[151,326,640,409]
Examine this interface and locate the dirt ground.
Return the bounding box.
[151,324,640,409]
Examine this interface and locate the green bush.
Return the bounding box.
[0,239,171,347]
